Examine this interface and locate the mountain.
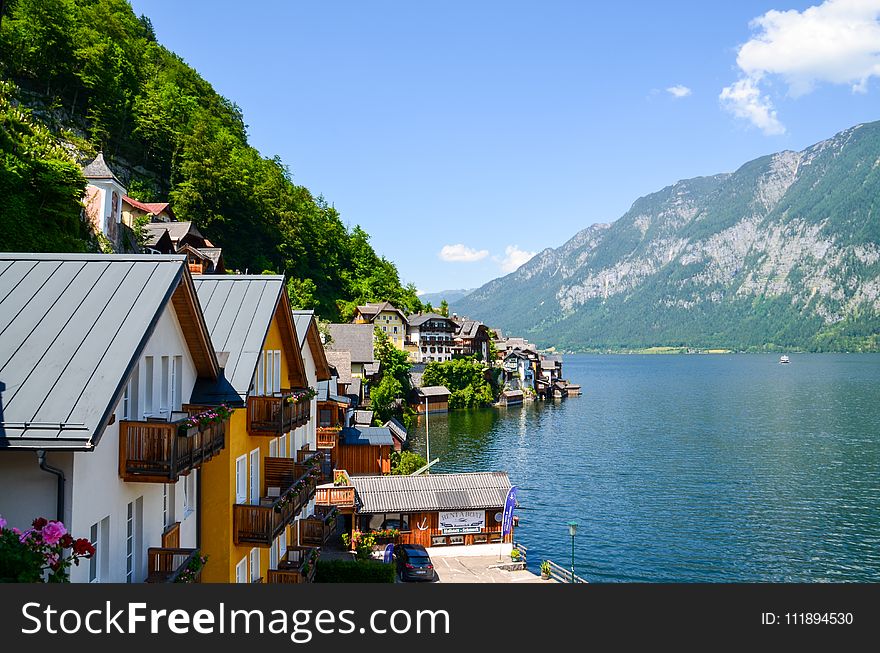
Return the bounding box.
[0,0,422,321]
[457,121,880,352]
[418,288,474,307]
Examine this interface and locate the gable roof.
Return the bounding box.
[292,310,331,381]
[384,417,407,443]
[82,152,122,184]
[340,426,394,447]
[0,253,218,450]
[354,301,408,324]
[353,409,374,426]
[407,312,455,327]
[324,351,352,385]
[191,275,305,405]
[349,472,511,513]
[325,323,375,363]
[316,380,350,404]
[123,196,174,219]
[413,385,450,398]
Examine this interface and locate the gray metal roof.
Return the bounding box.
[0,254,187,449]
[407,312,454,327]
[384,417,407,443]
[341,426,394,447]
[325,323,375,363]
[316,380,349,404]
[350,472,511,513]
[414,385,450,398]
[191,275,283,401]
[291,310,314,348]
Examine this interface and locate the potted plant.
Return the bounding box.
[540,560,551,580]
[510,547,521,562]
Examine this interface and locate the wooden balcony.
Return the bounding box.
[247,390,310,436]
[315,471,356,509]
[145,547,203,583]
[317,427,340,449]
[266,546,319,584]
[299,505,339,547]
[233,464,317,546]
[119,410,227,483]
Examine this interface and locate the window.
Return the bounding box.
[249,548,260,583]
[235,455,247,504]
[270,533,282,570]
[183,471,196,518]
[249,448,260,505]
[319,409,332,427]
[121,383,130,420]
[279,434,288,458]
[273,350,281,395]
[160,356,170,415]
[393,326,398,333]
[172,356,182,411]
[255,354,264,396]
[144,357,154,415]
[126,502,134,583]
[366,513,410,531]
[89,523,98,582]
[89,517,110,583]
[235,557,248,584]
[269,438,278,458]
[163,484,175,527]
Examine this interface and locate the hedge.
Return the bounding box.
[315,559,396,583]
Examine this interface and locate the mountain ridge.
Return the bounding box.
[457,121,880,352]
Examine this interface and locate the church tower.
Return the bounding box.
[82,152,126,250]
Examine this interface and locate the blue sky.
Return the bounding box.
[130,0,880,293]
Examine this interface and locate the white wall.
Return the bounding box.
[0,450,73,531]
[296,337,319,453]
[65,304,201,583]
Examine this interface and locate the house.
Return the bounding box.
[323,472,514,550]
[178,244,226,275]
[142,227,175,255]
[315,370,352,450]
[0,253,224,583]
[406,313,457,363]
[122,196,176,224]
[352,301,408,350]
[191,275,321,583]
[324,350,353,397]
[452,317,491,361]
[336,426,394,475]
[501,349,538,391]
[82,153,127,251]
[499,390,524,406]
[410,386,451,414]
[325,323,378,381]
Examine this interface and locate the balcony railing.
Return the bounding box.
[233,465,317,546]
[247,390,310,436]
[266,546,319,584]
[297,447,330,483]
[119,409,227,483]
[299,506,338,547]
[145,547,203,583]
[315,470,356,508]
[316,427,340,449]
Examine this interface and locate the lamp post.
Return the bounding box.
[567,521,578,583]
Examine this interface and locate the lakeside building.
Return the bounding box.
[317,472,514,551]
[410,386,451,414]
[192,275,326,583]
[0,253,224,583]
[352,301,409,350]
[451,316,491,360]
[406,312,457,363]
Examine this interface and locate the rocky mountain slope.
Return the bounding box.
[457,121,880,351]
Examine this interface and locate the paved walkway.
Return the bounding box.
[426,555,552,583]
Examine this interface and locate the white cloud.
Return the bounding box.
[666,85,692,98]
[496,245,536,274]
[721,0,880,133]
[439,243,489,262]
[720,78,786,135]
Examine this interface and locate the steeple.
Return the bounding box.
[82,152,122,184]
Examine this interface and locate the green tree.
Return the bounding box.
[390,450,428,475]
[422,357,496,409]
[439,299,449,317]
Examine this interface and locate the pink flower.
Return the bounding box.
[46,553,59,567]
[41,521,67,546]
[0,515,6,530]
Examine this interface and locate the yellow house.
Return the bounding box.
[192,275,324,583]
[351,301,409,350]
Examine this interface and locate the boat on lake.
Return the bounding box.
[779,355,790,364]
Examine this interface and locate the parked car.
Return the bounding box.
[393,544,435,582]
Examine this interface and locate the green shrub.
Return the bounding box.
[314,559,395,583]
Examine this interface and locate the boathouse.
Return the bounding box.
[410,385,451,413]
[348,472,513,548]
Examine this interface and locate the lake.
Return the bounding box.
[408,354,880,582]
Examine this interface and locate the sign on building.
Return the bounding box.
[438,510,485,534]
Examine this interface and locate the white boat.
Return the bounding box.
[779,355,790,364]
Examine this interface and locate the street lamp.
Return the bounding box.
[567,521,578,583]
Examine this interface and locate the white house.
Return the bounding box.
[406,313,457,363]
[0,253,223,583]
[82,153,126,250]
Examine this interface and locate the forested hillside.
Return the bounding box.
[0,0,421,320]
